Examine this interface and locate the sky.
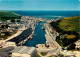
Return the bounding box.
[0,0,80,11]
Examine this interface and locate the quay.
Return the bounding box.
[8,27,33,46]
[36,22,61,55]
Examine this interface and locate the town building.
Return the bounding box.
[7,20,11,23]
[75,40,80,49]
[12,46,36,57]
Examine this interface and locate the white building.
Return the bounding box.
[75,40,80,49]
[7,20,11,23]
[5,42,16,46]
[12,46,36,57]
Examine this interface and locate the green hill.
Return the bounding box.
[50,16,80,47]
[58,16,80,33]
[0,11,21,21]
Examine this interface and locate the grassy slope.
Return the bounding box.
[50,16,80,47]
[0,11,21,21]
[58,16,80,33]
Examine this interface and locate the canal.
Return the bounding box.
[25,22,46,47]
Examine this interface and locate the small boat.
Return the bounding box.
[41,27,45,30]
[32,34,36,36]
[29,37,33,40]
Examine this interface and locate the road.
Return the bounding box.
[45,23,61,54]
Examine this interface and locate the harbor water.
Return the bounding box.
[25,22,46,47]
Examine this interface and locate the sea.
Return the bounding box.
[13,11,80,20]
[13,11,80,47]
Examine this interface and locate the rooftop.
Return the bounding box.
[12,46,35,55]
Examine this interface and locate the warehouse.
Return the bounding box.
[12,46,36,57]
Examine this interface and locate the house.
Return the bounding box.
[75,40,80,49]
[7,20,11,23]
